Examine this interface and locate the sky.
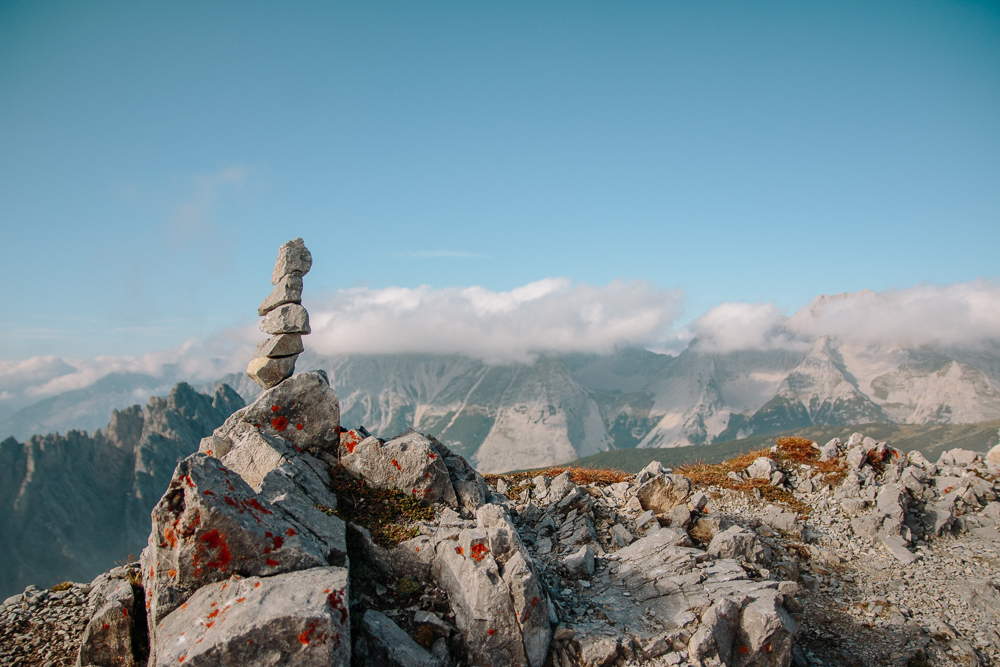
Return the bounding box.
[1,1,998,373]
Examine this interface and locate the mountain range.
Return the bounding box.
[2,338,999,475]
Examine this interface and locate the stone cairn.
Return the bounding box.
[247,237,313,389]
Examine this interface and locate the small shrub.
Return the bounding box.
[50,581,72,592]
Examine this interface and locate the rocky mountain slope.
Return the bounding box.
[0,382,243,599]
[3,388,999,666]
[6,339,999,474]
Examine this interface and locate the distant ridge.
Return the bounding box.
[567,418,1000,473]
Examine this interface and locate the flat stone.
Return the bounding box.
[271,237,313,285]
[260,303,311,335]
[154,567,349,667]
[247,354,298,389]
[880,534,917,564]
[708,526,772,565]
[256,333,304,358]
[259,273,304,316]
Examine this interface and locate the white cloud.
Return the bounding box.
[692,279,1000,353]
[308,278,685,363]
[6,278,995,408]
[787,280,1000,348]
[0,278,683,406]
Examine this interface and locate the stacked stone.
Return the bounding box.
[247,237,313,389]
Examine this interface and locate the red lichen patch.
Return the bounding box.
[428,453,436,459]
[266,558,279,567]
[192,529,232,577]
[739,645,749,654]
[272,536,284,549]
[271,416,289,431]
[168,569,177,578]
[470,543,489,562]
[328,590,348,623]
[205,621,214,629]
[236,597,246,603]
[765,643,772,653]
[285,528,297,536]
[178,654,187,663]
[184,475,195,488]
[341,430,362,453]
[254,582,261,588]
[244,498,273,515]
[298,620,324,645]
[455,546,464,556]
[164,526,178,548]
[487,628,496,636]
[531,597,538,607]
[202,490,214,496]
[101,623,110,630]
[271,405,281,413]
[391,459,403,472]
[295,423,304,430]
[207,609,220,619]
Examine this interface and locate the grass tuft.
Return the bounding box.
[321,465,435,549]
[50,581,72,592]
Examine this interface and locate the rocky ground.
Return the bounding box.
[1,421,998,666]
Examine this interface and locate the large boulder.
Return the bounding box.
[340,429,458,507]
[141,454,332,645]
[230,371,341,453]
[153,567,349,667]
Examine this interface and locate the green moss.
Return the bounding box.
[319,465,435,549]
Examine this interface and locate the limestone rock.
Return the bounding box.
[746,456,779,480]
[353,609,444,667]
[256,333,304,358]
[271,237,313,285]
[142,454,332,642]
[247,354,298,389]
[154,567,349,667]
[731,593,797,667]
[232,371,341,452]
[222,429,346,562]
[987,442,1000,467]
[635,474,692,514]
[340,428,458,507]
[260,303,311,335]
[258,273,304,316]
[707,525,772,565]
[563,544,595,578]
[77,576,135,667]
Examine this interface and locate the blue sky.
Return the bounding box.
[1,0,998,361]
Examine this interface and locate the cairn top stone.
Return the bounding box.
[271,237,313,285]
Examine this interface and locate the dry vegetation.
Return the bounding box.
[485,464,632,500]
[675,436,846,515]
[321,464,435,548]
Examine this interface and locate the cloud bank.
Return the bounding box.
[692,279,1000,353]
[307,278,684,363]
[3,277,998,411]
